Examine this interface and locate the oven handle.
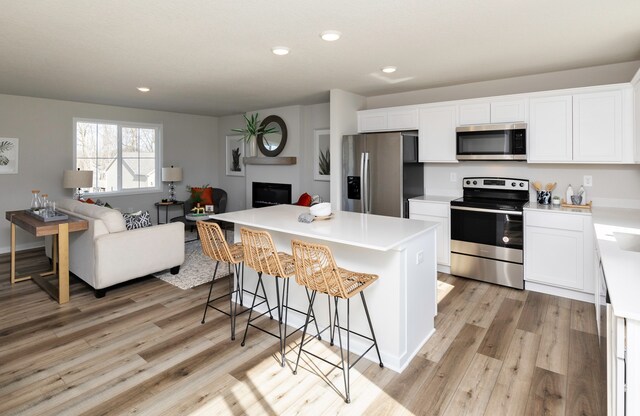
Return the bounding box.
[450,206,523,216]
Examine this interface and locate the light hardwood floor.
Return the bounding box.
[0,248,605,415]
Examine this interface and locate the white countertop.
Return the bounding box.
[409,195,456,204]
[524,202,593,216]
[592,207,640,321]
[211,205,438,251]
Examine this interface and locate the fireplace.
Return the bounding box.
[252,182,292,208]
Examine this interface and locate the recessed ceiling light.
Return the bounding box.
[137,87,151,92]
[381,66,397,74]
[320,30,341,41]
[272,46,290,56]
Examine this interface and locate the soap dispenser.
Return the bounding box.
[565,184,574,203]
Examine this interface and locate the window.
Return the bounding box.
[73,118,162,195]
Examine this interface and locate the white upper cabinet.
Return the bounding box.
[357,107,418,132]
[458,99,527,125]
[573,90,623,162]
[490,99,527,123]
[458,103,490,125]
[418,105,458,162]
[633,70,640,162]
[528,95,573,162]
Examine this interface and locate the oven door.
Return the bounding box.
[456,124,526,160]
[450,205,523,262]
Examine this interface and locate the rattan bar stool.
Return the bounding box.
[240,227,321,367]
[197,221,273,340]
[290,239,383,403]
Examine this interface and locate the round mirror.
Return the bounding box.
[257,115,287,157]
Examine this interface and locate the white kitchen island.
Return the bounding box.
[211,204,438,373]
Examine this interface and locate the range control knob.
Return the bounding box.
[472,180,477,185]
[511,182,516,187]
[465,180,470,185]
[519,182,525,187]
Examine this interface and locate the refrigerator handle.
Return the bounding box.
[364,152,371,214]
[360,152,366,213]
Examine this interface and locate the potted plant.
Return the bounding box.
[231,113,277,157]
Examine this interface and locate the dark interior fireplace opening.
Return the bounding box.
[252,182,292,208]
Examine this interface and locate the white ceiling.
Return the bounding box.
[1,0,639,116]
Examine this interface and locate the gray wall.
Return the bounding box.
[217,103,330,212]
[0,93,218,253]
[366,60,640,109]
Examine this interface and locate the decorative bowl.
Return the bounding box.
[309,202,331,217]
[571,195,582,205]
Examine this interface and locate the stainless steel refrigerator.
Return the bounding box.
[342,131,424,218]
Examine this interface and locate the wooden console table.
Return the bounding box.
[6,210,88,304]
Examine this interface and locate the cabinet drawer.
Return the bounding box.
[525,211,584,231]
[409,201,449,217]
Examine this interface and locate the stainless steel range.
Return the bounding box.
[450,177,529,289]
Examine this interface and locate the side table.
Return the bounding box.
[155,201,185,225]
[6,210,89,304]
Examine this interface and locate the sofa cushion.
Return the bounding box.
[73,202,127,233]
[122,210,152,230]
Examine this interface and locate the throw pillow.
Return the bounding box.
[122,210,152,230]
[190,187,214,206]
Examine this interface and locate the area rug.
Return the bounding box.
[155,239,233,290]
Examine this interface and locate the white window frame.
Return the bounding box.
[73,118,163,197]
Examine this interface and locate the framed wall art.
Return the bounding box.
[0,138,19,174]
[313,129,330,181]
[225,135,245,177]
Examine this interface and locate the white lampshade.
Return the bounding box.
[162,166,183,182]
[63,169,93,189]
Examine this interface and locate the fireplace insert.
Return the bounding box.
[252,182,292,208]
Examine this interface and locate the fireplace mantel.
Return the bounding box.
[243,156,297,165]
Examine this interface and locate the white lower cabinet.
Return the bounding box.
[409,200,450,267]
[524,210,594,300]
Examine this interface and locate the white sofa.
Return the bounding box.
[47,199,185,297]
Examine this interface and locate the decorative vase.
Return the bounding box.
[248,137,258,157]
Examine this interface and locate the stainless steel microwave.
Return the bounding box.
[456,122,526,160]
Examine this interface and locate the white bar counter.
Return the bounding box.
[211,204,438,373]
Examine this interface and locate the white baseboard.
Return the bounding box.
[525,280,594,303]
[437,264,450,274]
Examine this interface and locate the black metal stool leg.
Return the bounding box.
[346,297,351,403]
[361,291,384,367]
[282,278,290,366]
[328,295,334,346]
[259,275,274,320]
[275,277,284,367]
[305,288,322,340]
[334,297,349,403]
[293,290,317,375]
[201,261,220,324]
[241,273,263,347]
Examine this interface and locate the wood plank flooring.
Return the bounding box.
[0,249,605,415]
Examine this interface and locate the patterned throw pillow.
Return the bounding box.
[122,210,152,230]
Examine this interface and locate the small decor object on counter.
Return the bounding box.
[309,202,331,217]
[571,195,582,205]
[560,199,592,209]
[298,213,315,223]
[536,190,552,205]
[565,184,574,204]
[552,196,561,206]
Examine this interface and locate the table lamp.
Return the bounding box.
[63,168,93,200]
[162,166,183,202]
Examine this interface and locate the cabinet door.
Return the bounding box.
[573,90,622,162]
[524,226,584,290]
[528,95,573,162]
[387,108,418,130]
[458,103,490,125]
[357,110,387,132]
[418,105,458,162]
[491,99,527,123]
[409,212,450,266]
